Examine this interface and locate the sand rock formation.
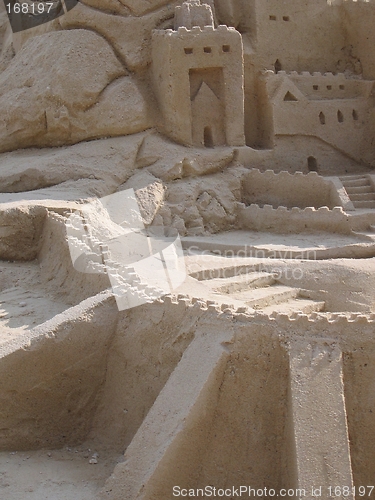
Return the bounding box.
[0,29,152,152]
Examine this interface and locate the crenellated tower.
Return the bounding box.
[152,0,245,148]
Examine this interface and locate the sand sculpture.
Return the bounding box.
[1,0,375,498]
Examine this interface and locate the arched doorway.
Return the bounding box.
[204,127,214,148]
[190,68,226,147]
[307,156,318,172]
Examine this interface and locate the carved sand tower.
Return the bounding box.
[152,0,245,148]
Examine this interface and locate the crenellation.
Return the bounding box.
[220,303,234,310]
[275,170,290,179]
[238,201,353,234]
[152,0,245,147]
[192,299,208,309]
[221,308,234,315]
[234,312,251,322]
[235,307,248,314]
[330,315,351,325]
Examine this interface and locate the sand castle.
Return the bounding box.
[1,0,375,498]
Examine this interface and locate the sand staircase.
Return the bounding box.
[340,174,375,209]
[201,270,325,314]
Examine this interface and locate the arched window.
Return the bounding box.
[274,59,282,74]
[352,110,359,121]
[308,156,318,172]
[337,110,344,123]
[319,112,326,125]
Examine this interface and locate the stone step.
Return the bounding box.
[352,200,375,209]
[344,185,373,195]
[349,193,375,202]
[341,178,371,188]
[340,174,368,181]
[205,272,276,294]
[261,298,325,315]
[233,285,300,309]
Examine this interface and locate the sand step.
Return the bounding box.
[261,298,325,315]
[349,193,375,201]
[340,174,369,180]
[352,200,375,209]
[341,178,371,188]
[206,272,276,294]
[232,285,300,309]
[340,175,375,209]
[344,185,373,194]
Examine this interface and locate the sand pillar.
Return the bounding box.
[288,342,354,500]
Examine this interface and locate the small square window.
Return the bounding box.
[223,45,230,53]
[204,46,212,53]
[184,48,193,55]
[283,16,290,21]
[327,85,332,90]
[339,84,345,90]
[269,15,276,21]
[313,85,319,90]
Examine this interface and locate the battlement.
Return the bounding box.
[247,168,321,180]
[241,168,335,212]
[152,25,242,61]
[174,0,214,30]
[237,202,353,236]
[265,70,373,99]
[240,203,344,214]
[153,25,239,38]
[341,0,373,4]
[276,70,347,79]
[158,294,375,330]
[268,310,375,327]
